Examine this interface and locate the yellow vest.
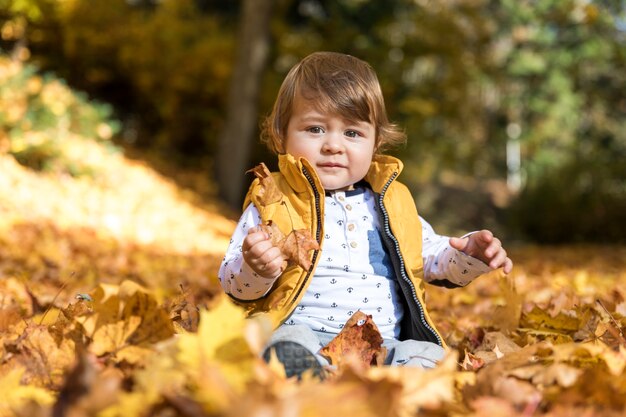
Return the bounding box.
[235,153,446,347]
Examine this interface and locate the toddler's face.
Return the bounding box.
[285,94,376,191]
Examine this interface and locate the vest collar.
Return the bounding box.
[277,153,403,194]
[365,154,404,192]
[278,153,323,193]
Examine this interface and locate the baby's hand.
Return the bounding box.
[449,230,513,274]
[242,226,285,279]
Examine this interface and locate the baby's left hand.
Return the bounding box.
[449,230,513,274]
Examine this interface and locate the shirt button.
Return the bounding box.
[350,241,358,248]
[338,196,345,201]
[346,204,352,211]
[348,224,355,231]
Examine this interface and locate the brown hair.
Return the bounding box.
[261,51,406,154]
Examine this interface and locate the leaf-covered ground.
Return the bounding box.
[1,143,626,417]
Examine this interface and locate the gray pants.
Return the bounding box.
[267,324,445,368]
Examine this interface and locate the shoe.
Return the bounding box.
[262,341,324,380]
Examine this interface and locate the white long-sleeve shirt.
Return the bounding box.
[219,187,491,339]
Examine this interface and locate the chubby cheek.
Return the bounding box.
[284,137,314,159]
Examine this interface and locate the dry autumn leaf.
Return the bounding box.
[259,222,319,270]
[6,92,626,417]
[319,311,385,369]
[258,220,284,248]
[246,163,283,205]
[280,228,320,271]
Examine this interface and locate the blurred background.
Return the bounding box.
[1,0,625,244]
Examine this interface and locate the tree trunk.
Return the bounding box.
[215,0,274,210]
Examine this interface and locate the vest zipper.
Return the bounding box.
[378,172,443,347]
[287,166,322,307]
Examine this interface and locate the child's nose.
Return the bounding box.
[322,132,343,153]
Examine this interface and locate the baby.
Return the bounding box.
[219,51,512,378]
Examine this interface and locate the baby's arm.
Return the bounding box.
[421,217,511,287]
[218,204,283,299]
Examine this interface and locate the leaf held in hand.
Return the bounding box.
[281,229,320,271]
[259,222,318,271]
[247,163,283,205]
[319,311,385,369]
[258,221,285,248]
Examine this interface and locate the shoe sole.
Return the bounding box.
[263,341,324,380]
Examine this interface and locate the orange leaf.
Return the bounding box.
[461,350,485,371]
[280,229,319,271]
[258,221,285,248]
[319,311,385,369]
[247,163,283,205]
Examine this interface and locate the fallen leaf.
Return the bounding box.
[258,220,285,248]
[247,163,283,206]
[319,311,385,369]
[90,316,142,357]
[461,350,486,371]
[493,375,542,408]
[494,344,504,359]
[280,229,320,271]
[0,367,55,414]
[52,351,122,417]
[492,274,523,333]
[5,323,77,389]
[366,351,459,413]
[258,222,319,271]
[469,396,521,417]
[168,286,200,333]
[177,294,257,393]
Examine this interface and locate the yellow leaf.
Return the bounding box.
[90,316,142,357]
[366,351,459,413]
[99,341,184,417]
[121,289,175,344]
[176,295,258,392]
[12,324,76,388]
[115,344,155,365]
[492,274,522,333]
[0,368,55,416]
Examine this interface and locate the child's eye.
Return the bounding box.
[307,126,324,134]
[345,130,361,138]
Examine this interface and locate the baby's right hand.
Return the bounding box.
[242,226,285,279]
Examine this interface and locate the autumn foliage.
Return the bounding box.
[4,148,626,417]
[2,60,626,417]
